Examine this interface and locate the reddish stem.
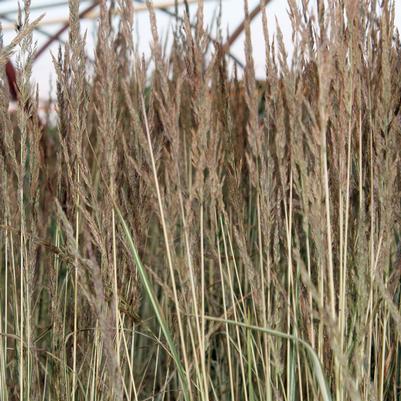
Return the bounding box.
[5,60,18,100]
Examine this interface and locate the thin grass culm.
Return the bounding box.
[0,0,401,400]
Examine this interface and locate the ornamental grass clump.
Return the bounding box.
[0,1,401,400]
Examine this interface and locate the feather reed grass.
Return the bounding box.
[1,1,401,400]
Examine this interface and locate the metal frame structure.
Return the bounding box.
[1,0,271,103]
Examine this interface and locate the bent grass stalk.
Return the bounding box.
[119,204,331,401]
[202,315,333,401]
[117,202,332,401]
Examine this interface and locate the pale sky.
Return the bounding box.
[1,0,401,100]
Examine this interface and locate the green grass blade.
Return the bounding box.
[203,315,332,401]
[116,208,190,401]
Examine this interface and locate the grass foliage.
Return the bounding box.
[1,0,401,400]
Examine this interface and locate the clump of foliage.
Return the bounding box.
[0,1,401,400]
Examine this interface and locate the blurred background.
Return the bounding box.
[1,0,401,101]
